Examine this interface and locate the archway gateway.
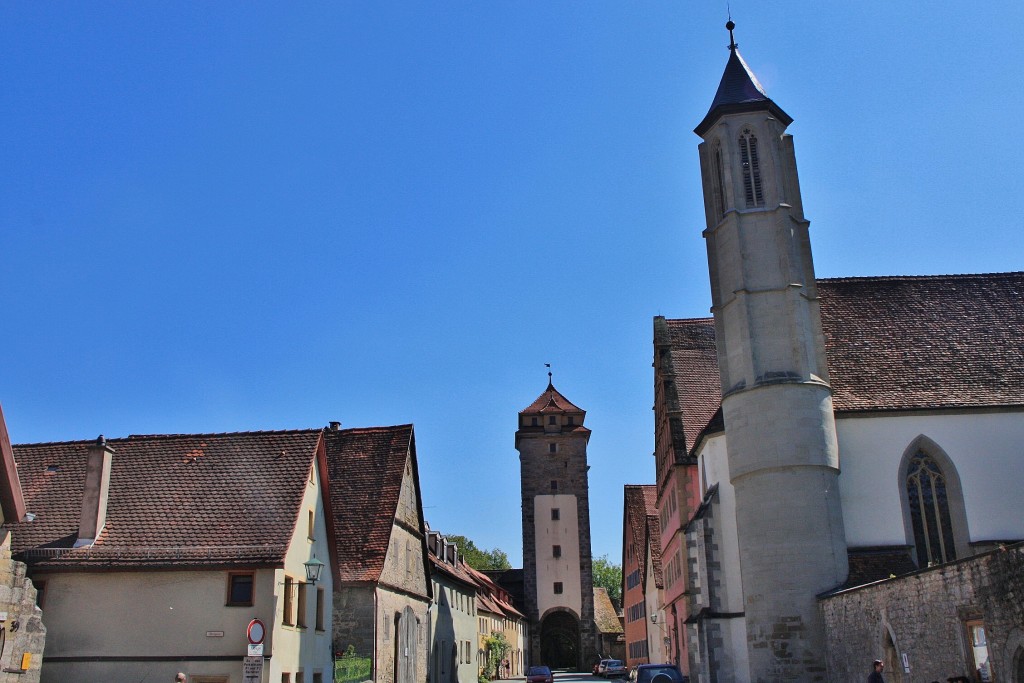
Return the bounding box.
[540,611,580,670]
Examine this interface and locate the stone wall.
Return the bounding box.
[333,583,376,660]
[0,537,43,683]
[820,543,1024,683]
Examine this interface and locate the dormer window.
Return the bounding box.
[739,129,764,208]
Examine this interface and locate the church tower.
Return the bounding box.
[517,379,598,670]
[694,23,848,681]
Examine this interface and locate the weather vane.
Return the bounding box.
[545,363,552,383]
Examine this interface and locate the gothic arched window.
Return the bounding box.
[738,129,764,208]
[712,141,727,219]
[906,449,957,566]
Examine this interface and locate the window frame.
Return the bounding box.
[226,571,255,607]
[283,575,295,625]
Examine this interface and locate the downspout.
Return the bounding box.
[373,588,379,680]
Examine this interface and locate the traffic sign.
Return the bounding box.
[247,619,266,645]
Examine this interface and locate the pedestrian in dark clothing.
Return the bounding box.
[868,659,885,683]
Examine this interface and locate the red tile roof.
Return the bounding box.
[323,424,421,584]
[662,273,1024,453]
[520,382,585,415]
[593,586,623,634]
[6,430,322,568]
[642,486,663,589]
[624,485,664,593]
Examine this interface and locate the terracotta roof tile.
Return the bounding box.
[593,587,623,634]
[663,273,1024,451]
[323,425,415,584]
[6,430,322,568]
[642,486,664,589]
[520,382,585,415]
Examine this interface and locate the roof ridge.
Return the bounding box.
[14,427,324,448]
[819,271,1024,283]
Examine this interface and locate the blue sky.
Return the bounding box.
[2,3,1022,567]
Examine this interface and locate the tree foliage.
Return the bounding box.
[446,534,511,570]
[483,631,511,679]
[592,554,623,609]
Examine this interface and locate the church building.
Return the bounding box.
[652,22,1024,683]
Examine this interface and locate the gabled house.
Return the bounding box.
[622,484,660,667]
[323,424,432,683]
[465,564,528,678]
[6,427,334,683]
[425,526,479,683]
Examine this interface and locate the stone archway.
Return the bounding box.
[540,610,580,670]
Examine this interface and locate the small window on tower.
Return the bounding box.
[550,480,558,491]
[548,416,557,425]
[548,443,557,454]
[551,508,560,521]
[553,545,562,558]
[567,416,574,426]
[553,582,563,595]
[531,417,538,426]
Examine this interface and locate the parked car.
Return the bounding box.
[628,663,688,683]
[602,660,628,678]
[595,660,613,676]
[526,665,554,683]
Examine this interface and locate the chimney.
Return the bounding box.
[329,421,341,432]
[75,435,114,548]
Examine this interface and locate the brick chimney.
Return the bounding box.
[75,435,114,548]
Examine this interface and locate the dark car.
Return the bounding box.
[629,663,688,683]
[526,665,553,683]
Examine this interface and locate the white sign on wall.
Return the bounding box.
[243,656,263,682]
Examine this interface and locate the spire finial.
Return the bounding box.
[726,12,737,52]
[544,363,553,387]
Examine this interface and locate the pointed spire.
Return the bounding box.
[694,20,792,137]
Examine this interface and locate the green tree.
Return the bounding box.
[483,631,511,679]
[446,534,511,570]
[592,554,623,609]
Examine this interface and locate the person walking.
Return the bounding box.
[868,660,885,683]
[175,673,187,683]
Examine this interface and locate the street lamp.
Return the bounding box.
[304,555,325,584]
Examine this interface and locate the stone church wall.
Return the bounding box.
[820,543,1024,683]
[0,538,43,683]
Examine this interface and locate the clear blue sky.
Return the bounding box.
[3,3,1022,568]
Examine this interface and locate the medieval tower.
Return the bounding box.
[693,23,848,681]
[516,379,598,670]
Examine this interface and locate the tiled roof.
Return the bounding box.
[624,485,657,590]
[593,587,623,634]
[643,486,663,589]
[323,425,416,584]
[656,317,721,454]
[662,273,1024,452]
[6,430,322,568]
[520,382,585,415]
[837,546,920,590]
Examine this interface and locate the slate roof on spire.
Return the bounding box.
[694,43,792,136]
[519,382,585,415]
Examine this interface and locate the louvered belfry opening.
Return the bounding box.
[739,129,764,207]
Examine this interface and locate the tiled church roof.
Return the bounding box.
[624,485,661,591]
[593,587,623,634]
[323,424,416,584]
[662,272,1024,453]
[7,430,322,568]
